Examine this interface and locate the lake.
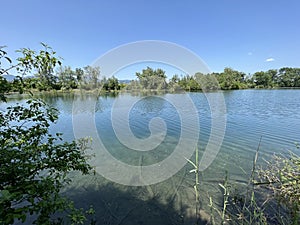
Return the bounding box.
[4,89,300,224]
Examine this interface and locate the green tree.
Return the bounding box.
[136,67,167,90]
[0,76,11,101]
[265,69,278,87]
[57,66,77,90]
[103,76,119,91]
[195,73,219,91]
[80,66,100,90]
[168,74,182,91]
[75,68,84,83]
[169,74,180,85]
[253,71,268,87]
[22,77,40,90]
[16,43,62,91]
[253,70,278,88]
[217,68,247,90]
[177,74,201,91]
[278,67,300,87]
[0,44,93,224]
[0,99,92,224]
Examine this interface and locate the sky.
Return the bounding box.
[1,0,300,79]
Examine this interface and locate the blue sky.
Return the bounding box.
[1,0,300,79]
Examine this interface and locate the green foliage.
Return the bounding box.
[277,67,300,87]
[0,46,13,75]
[4,44,300,94]
[177,75,200,91]
[79,66,101,90]
[75,68,84,83]
[195,73,219,91]
[206,141,300,225]
[0,76,11,102]
[253,70,275,88]
[258,151,300,224]
[252,68,300,88]
[0,44,94,224]
[215,68,247,90]
[0,46,13,101]
[56,66,78,90]
[102,76,120,91]
[16,43,62,90]
[135,67,167,90]
[0,99,92,224]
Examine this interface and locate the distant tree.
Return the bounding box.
[22,77,40,90]
[253,71,271,88]
[126,79,141,90]
[75,68,84,83]
[103,76,119,91]
[217,68,247,89]
[136,67,167,90]
[168,74,182,91]
[0,76,11,101]
[195,73,219,91]
[278,67,300,87]
[57,66,77,90]
[169,74,180,84]
[177,74,201,91]
[80,66,100,90]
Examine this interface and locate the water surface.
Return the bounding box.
[4,89,300,224]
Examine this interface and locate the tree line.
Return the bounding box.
[125,66,300,91]
[1,44,300,96]
[1,64,121,93]
[1,43,121,96]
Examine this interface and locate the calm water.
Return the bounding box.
[4,89,300,224]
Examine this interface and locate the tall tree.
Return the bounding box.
[57,66,77,90]
[103,76,119,91]
[136,67,167,90]
[216,68,247,89]
[80,66,100,90]
[17,43,62,90]
[0,44,93,224]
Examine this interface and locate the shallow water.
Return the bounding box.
[4,89,300,224]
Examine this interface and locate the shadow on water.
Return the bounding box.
[64,173,211,225]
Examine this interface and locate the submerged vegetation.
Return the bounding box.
[177,140,300,225]
[203,142,300,225]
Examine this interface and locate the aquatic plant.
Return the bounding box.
[185,147,200,224]
[257,148,300,225]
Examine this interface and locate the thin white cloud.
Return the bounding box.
[266,58,275,62]
[248,52,253,56]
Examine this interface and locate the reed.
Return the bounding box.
[185,147,200,224]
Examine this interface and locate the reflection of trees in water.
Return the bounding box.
[131,96,167,114]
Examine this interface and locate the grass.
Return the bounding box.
[185,147,200,224]
[191,139,300,225]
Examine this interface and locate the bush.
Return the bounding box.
[0,98,93,224]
